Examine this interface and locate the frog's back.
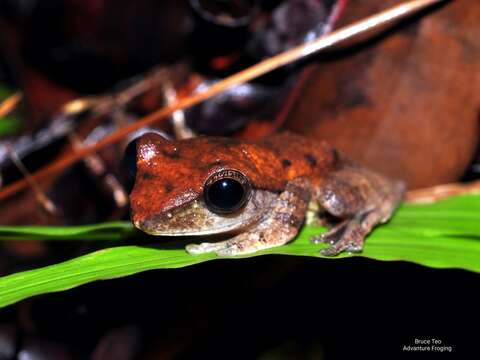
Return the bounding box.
[131,132,338,218]
[258,132,338,182]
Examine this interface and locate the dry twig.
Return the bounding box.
[0,92,22,118]
[405,181,480,204]
[0,0,447,201]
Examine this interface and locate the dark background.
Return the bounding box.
[2,256,476,358]
[0,0,478,358]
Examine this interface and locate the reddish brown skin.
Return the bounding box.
[130,131,404,256]
[130,132,337,226]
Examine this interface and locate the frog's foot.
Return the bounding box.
[313,165,405,256]
[186,232,273,257]
[186,178,311,257]
[186,241,231,254]
[311,212,372,256]
[310,219,349,245]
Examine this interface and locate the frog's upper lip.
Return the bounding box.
[133,189,276,237]
[134,219,246,237]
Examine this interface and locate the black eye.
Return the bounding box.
[204,170,251,214]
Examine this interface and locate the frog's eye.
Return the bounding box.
[204,170,251,214]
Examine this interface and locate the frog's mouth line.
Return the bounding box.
[142,202,323,236]
[137,222,251,237]
[134,189,277,237]
[135,204,264,236]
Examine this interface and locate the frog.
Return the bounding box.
[129,132,405,256]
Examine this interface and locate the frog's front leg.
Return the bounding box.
[186,178,311,256]
[312,166,405,256]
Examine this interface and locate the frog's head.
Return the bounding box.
[129,133,276,236]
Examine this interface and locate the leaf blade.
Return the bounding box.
[0,194,479,308]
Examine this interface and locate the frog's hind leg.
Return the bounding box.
[311,166,404,256]
[186,178,311,257]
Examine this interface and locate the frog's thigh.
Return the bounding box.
[313,167,404,256]
[316,166,402,219]
[186,178,311,256]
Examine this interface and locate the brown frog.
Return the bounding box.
[129,132,404,256]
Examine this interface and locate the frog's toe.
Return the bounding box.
[317,221,366,256]
[186,240,245,256]
[214,236,262,257]
[215,245,241,257]
[320,241,364,256]
[310,220,349,245]
[186,241,225,254]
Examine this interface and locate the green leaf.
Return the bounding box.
[0,195,480,308]
[0,221,135,241]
